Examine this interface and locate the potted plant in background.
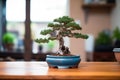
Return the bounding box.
[94,30,113,52]
[94,30,115,61]
[2,32,16,51]
[112,27,120,62]
[35,16,88,68]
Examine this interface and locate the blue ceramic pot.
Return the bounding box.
[46,55,81,68]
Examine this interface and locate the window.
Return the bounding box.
[3,0,69,54]
[31,0,68,22]
[6,0,25,21]
[6,0,25,52]
[31,0,69,53]
[0,0,70,60]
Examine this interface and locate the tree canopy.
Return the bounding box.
[35,16,88,43]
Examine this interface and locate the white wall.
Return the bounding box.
[111,0,120,29]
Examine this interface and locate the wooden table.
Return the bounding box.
[0,62,120,80]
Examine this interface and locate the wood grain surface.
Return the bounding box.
[0,62,120,80]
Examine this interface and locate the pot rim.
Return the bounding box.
[46,55,80,58]
[113,48,120,52]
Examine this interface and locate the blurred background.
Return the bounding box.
[0,0,119,61]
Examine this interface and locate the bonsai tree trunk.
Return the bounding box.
[59,37,64,49]
[57,35,71,55]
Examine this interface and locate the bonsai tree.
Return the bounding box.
[35,16,88,56]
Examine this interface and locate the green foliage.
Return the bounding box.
[73,33,88,39]
[48,37,56,40]
[112,27,120,40]
[2,32,16,44]
[66,22,82,30]
[54,16,74,23]
[95,31,112,46]
[48,41,55,49]
[35,38,49,43]
[48,23,54,27]
[40,29,53,35]
[35,37,56,43]
[48,23,61,30]
[35,16,88,44]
